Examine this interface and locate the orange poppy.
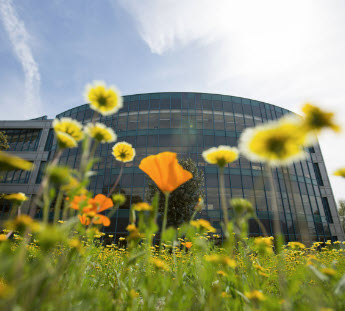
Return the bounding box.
[71,194,113,226]
[68,195,89,210]
[185,242,192,249]
[78,213,111,226]
[139,152,193,193]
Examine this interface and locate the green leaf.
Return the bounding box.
[162,227,176,243]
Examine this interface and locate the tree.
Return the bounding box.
[0,131,9,151]
[146,157,205,228]
[338,200,345,231]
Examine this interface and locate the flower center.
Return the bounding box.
[97,95,107,107]
[119,149,128,159]
[266,137,286,156]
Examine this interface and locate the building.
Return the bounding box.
[1,92,344,243]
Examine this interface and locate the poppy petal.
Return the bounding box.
[139,152,193,193]
[93,194,113,212]
[78,214,90,225]
[93,214,111,226]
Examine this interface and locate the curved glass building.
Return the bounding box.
[1,92,344,243]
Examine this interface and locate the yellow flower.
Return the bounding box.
[139,152,192,193]
[194,197,204,212]
[0,234,7,242]
[258,271,269,277]
[84,122,116,143]
[126,224,137,232]
[84,81,123,116]
[69,238,83,252]
[254,264,265,272]
[3,192,28,203]
[321,268,336,277]
[202,146,238,167]
[0,279,14,299]
[334,168,345,178]
[150,258,169,271]
[231,198,253,215]
[46,166,71,185]
[190,219,216,233]
[119,237,126,241]
[132,202,153,212]
[205,255,237,268]
[239,116,310,166]
[301,103,340,133]
[112,142,136,162]
[245,290,266,302]
[253,237,274,254]
[288,242,306,249]
[202,145,239,167]
[112,193,126,206]
[5,215,40,232]
[61,177,83,193]
[221,292,230,298]
[0,151,33,171]
[56,132,78,148]
[53,118,83,149]
[217,270,228,277]
[130,289,140,298]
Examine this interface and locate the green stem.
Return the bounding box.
[161,192,170,244]
[89,141,99,160]
[80,136,91,180]
[190,210,198,221]
[219,167,229,238]
[107,162,124,197]
[43,185,50,224]
[265,164,281,238]
[53,190,64,223]
[29,149,62,217]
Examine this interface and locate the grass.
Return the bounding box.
[0,215,345,310]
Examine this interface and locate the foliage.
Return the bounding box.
[0,131,9,151]
[0,220,345,310]
[145,157,205,228]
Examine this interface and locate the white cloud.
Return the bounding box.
[121,0,345,202]
[0,0,41,117]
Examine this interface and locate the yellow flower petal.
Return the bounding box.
[0,152,33,171]
[84,122,117,143]
[112,142,135,162]
[202,146,239,167]
[84,81,123,116]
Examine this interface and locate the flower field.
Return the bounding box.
[0,226,345,310]
[0,82,345,310]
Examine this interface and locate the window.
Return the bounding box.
[313,163,324,186]
[149,113,159,129]
[36,162,46,184]
[322,197,333,223]
[3,129,42,151]
[0,168,31,184]
[230,175,242,188]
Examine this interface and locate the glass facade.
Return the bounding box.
[1,92,343,243]
[3,129,42,152]
[0,168,31,184]
[48,92,339,242]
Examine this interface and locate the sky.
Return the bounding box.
[0,0,345,201]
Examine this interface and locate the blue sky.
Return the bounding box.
[1,0,345,200]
